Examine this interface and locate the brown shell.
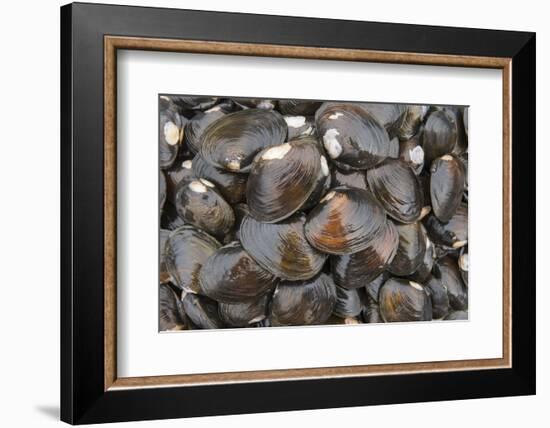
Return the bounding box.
[198,242,278,303]
[422,110,458,163]
[159,283,186,331]
[408,236,435,283]
[192,155,247,205]
[247,137,327,222]
[388,222,427,276]
[159,229,171,284]
[423,203,468,249]
[424,275,451,319]
[430,154,466,222]
[330,168,368,190]
[444,310,468,320]
[185,109,226,154]
[240,213,327,281]
[379,278,433,322]
[437,256,468,310]
[367,158,424,223]
[304,187,387,255]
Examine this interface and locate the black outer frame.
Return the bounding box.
[60,2,535,424]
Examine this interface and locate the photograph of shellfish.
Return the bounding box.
[159,95,469,331]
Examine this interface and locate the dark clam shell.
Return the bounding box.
[165,159,195,204]
[284,115,316,140]
[175,179,235,240]
[232,203,250,242]
[422,110,457,163]
[334,286,365,318]
[240,213,327,281]
[181,292,224,329]
[185,109,226,154]
[159,229,171,283]
[437,256,468,310]
[379,278,433,322]
[316,103,392,170]
[359,103,407,140]
[365,272,389,302]
[331,168,368,190]
[192,155,247,205]
[160,202,186,231]
[388,222,427,276]
[234,98,277,110]
[270,273,336,326]
[199,109,287,173]
[444,107,468,156]
[159,170,167,214]
[198,242,277,303]
[367,159,424,223]
[159,283,186,331]
[424,275,451,319]
[399,131,425,175]
[304,187,387,255]
[397,105,428,141]
[159,103,185,169]
[430,154,465,222]
[278,99,322,116]
[444,310,468,320]
[331,220,398,289]
[408,236,435,283]
[458,247,468,286]
[170,96,218,112]
[423,203,468,249]
[363,297,383,323]
[247,137,328,222]
[218,294,270,327]
[164,226,221,293]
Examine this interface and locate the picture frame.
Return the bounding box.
[60,2,536,424]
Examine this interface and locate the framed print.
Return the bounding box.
[60,2,536,424]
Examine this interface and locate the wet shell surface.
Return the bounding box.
[165,159,195,204]
[240,213,327,280]
[218,294,270,327]
[304,187,388,255]
[278,99,323,116]
[423,203,468,249]
[181,292,224,329]
[422,109,458,163]
[331,168,368,190]
[199,109,287,173]
[437,256,468,310]
[192,155,247,205]
[379,278,433,322]
[271,273,337,326]
[388,222,427,276]
[430,154,466,223]
[316,103,393,170]
[424,275,451,319]
[198,242,277,303]
[333,286,365,318]
[159,104,185,169]
[247,137,328,222]
[185,109,226,154]
[367,158,424,223]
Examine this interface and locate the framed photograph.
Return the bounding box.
[60,2,535,424]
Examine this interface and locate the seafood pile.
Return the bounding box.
[158,95,469,331]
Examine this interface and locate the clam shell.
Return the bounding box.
[181,292,224,329]
[284,115,316,140]
[199,109,287,173]
[459,247,468,286]
[240,213,327,281]
[437,256,468,310]
[159,283,186,331]
[234,98,277,110]
[422,110,457,163]
[247,137,327,222]
[170,96,218,111]
[159,104,184,169]
[159,229,171,284]
[330,168,368,190]
[165,159,195,204]
[408,236,435,283]
[185,109,226,154]
[430,154,465,222]
[316,103,392,170]
[330,220,399,289]
[164,226,221,293]
[424,275,451,319]
[397,105,428,141]
[278,99,322,116]
[175,179,235,240]
[365,272,389,302]
[423,203,468,249]
[367,158,424,223]
[198,242,277,303]
[359,103,407,139]
[218,294,270,327]
[159,170,167,214]
[387,221,427,276]
[363,297,383,323]
[192,155,247,205]
[399,130,425,175]
[444,310,468,320]
[270,273,336,326]
[304,187,387,255]
[379,278,433,322]
[160,202,186,231]
[334,286,366,318]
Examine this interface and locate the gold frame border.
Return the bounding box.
[104,36,512,391]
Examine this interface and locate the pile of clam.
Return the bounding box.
[159,95,469,331]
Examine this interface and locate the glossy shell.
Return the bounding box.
[159,170,167,213]
[379,278,433,322]
[159,229,171,283]
[165,159,195,204]
[422,110,457,163]
[185,109,226,154]
[247,137,328,222]
[181,292,224,329]
[388,222,427,276]
[408,236,435,283]
[424,275,451,319]
[333,286,365,318]
[270,273,337,326]
[278,99,322,116]
[331,168,368,190]
[304,187,388,255]
[284,115,316,140]
[423,203,468,249]
[218,294,270,327]
[437,256,468,310]
[199,109,287,173]
[192,155,247,205]
[399,131,425,175]
[365,272,389,302]
[367,158,424,223]
[159,103,184,169]
[159,283,186,331]
[198,242,277,303]
[240,213,327,280]
[316,103,393,170]
[430,154,465,222]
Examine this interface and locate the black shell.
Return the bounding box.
[199,109,287,173]
[422,110,458,163]
[430,154,466,222]
[444,107,468,156]
[175,179,235,240]
[240,213,327,281]
[367,159,424,223]
[164,226,221,293]
[234,98,278,110]
[423,203,468,249]
[437,256,468,310]
[316,103,392,170]
[359,103,407,140]
[304,187,388,255]
[278,99,322,116]
[159,283,186,331]
[170,96,218,111]
[160,202,186,231]
[198,242,277,303]
[159,229,171,284]
[424,275,451,319]
[334,286,366,318]
[330,220,399,289]
[270,273,337,326]
[181,292,224,329]
[388,222,427,276]
[408,236,435,283]
[397,105,428,141]
[444,310,468,320]
[399,131,425,175]
[159,103,185,169]
[159,170,167,214]
[379,278,433,322]
[365,272,389,302]
[284,115,316,140]
[232,203,250,242]
[331,168,368,190]
[185,109,226,154]
[192,155,247,205]
[165,159,195,204]
[218,294,270,327]
[363,297,383,323]
[247,137,328,222]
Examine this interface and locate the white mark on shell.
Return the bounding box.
[205,105,222,113]
[409,281,423,291]
[459,253,469,271]
[344,317,360,325]
[181,160,193,169]
[261,143,291,161]
[323,128,342,159]
[302,126,314,136]
[321,190,336,203]
[320,156,329,177]
[248,315,266,324]
[409,145,424,165]
[189,181,207,193]
[441,154,454,161]
[452,240,468,249]
[163,121,180,146]
[160,95,170,101]
[226,159,241,171]
[199,178,215,188]
[257,100,274,109]
[328,112,344,120]
[419,206,431,220]
[284,115,306,128]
